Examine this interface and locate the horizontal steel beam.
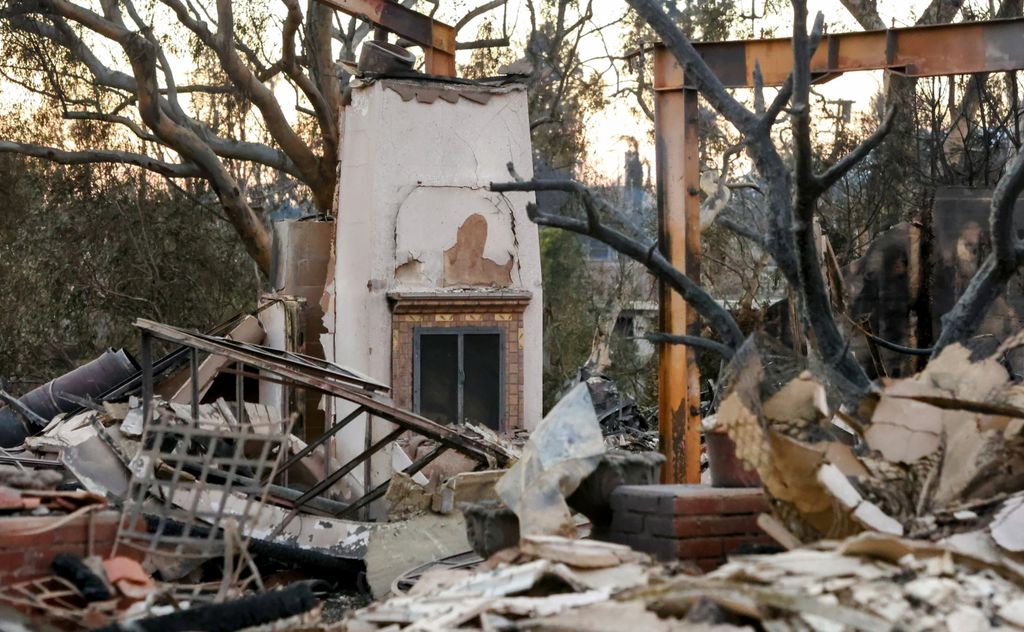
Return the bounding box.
[655,17,1024,90]
[314,0,456,75]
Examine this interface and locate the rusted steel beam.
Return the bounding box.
[682,87,702,487]
[289,425,405,510]
[313,0,457,76]
[272,405,367,477]
[654,80,702,485]
[655,17,1024,90]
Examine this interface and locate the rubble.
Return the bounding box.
[495,383,606,538]
[586,375,659,453]
[341,529,1024,631]
[0,349,138,448]
[709,333,1024,546]
[0,313,520,627]
[2,293,1023,632]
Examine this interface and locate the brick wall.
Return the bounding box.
[0,511,134,586]
[604,485,776,572]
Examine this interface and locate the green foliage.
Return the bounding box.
[538,228,600,410]
[604,326,658,410]
[0,156,256,392]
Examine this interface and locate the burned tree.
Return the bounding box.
[495,0,1024,390]
[0,0,503,274]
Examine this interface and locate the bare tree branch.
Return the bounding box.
[62,111,159,143]
[454,0,506,33]
[0,140,201,177]
[279,0,337,158]
[157,0,331,205]
[491,166,746,351]
[625,0,756,133]
[457,37,510,50]
[640,333,735,359]
[816,106,897,192]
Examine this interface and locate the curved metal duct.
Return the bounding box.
[0,349,138,447]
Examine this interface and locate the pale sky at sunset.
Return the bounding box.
[1,1,943,182]
[567,0,935,180]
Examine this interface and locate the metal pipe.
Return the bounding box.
[0,348,138,447]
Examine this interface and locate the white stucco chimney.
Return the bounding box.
[325,76,542,502]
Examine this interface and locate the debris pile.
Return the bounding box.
[711,333,1024,564]
[586,375,658,452]
[342,530,1024,631]
[0,315,517,629]
[4,313,1024,630]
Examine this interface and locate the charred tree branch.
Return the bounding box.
[640,333,735,359]
[0,140,201,177]
[491,169,745,351]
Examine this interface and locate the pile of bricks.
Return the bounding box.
[605,484,776,571]
[0,510,129,585]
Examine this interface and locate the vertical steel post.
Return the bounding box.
[654,48,702,484]
[235,362,245,424]
[141,332,153,428]
[681,88,702,486]
[190,348,200,421]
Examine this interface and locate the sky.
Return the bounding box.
[1,0,947,182]
[483,0,940,180]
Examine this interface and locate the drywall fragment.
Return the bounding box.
[364,512,471,599]
[496,383,604,538]
[852,502,904,536]
[998,597,1024,628]
[817,463,862,510]
[902,576,960,608]
[990,494,1024,553]
[756,513,802,551]
[762,372,829,423]
[533,599,692,632]
[864,394,942,464]
[918,343,1008,400]
[518,535,647,569]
